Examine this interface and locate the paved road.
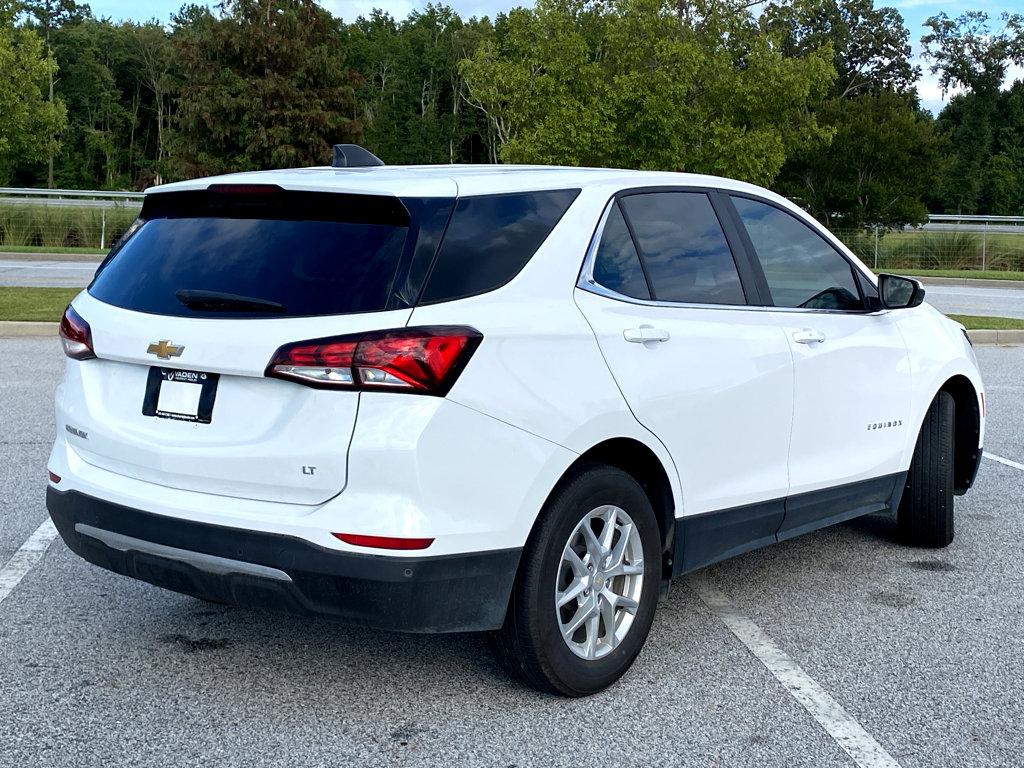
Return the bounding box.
[924,284,1024,320]
[0,339,1022,766]
[0,259,99,288]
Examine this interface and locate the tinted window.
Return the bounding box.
[733,197,863,311]
[419,189,580,304]
[619,192,745,305]
[90,192,411,318]
[592,203,650,300]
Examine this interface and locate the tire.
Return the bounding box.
[898,391,955,548]
[490,463,661,696]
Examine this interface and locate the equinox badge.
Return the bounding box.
[147,340,185,360]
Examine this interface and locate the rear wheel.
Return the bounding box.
[898,391,956,547]
[490,464,661,696]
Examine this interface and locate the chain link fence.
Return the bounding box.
[835,216,1024,273]
[0,189,143,252]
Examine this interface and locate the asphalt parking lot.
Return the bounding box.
[1,338,1022,767]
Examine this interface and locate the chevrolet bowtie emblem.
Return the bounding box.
[147,340,185,360]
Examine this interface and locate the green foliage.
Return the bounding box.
[922,12,1024,215]
[0,202,139,248]
[922,11,1023,95]
[766,0,939,228]
[171,0,363,176]
[348,6,493,164]
[762,0,917,98]
[0,1,67,180]
[776,91,942,228]
[461,0,835,185]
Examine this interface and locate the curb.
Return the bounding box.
[0,321,58,337]
[908,275,1024,290]
[966,329,1024,345]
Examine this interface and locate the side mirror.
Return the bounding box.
[878,273,925,309]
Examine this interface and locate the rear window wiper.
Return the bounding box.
[175,289,286,314]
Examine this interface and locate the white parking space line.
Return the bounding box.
[0,518,59,606]
[687,576,900,769]
[984,451,1024,472]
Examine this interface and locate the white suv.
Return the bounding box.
[47,148,985,696]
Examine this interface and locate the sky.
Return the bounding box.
[89,0,1024,114]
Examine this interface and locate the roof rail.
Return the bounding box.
[332,144,385,169]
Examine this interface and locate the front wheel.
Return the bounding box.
[898,391,956,547]
[490,464,661,696]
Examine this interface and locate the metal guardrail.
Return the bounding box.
[0,187,145,200]
[928,214,1024,224]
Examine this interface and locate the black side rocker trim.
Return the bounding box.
[673,472,908,574]
[46,487,521,633]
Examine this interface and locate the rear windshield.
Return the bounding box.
[89,190,412,318]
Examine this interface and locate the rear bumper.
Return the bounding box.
[47,487,520,633]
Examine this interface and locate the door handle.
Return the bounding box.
[623,327,670,343]
[792,328,826,344]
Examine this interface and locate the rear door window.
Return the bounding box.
[618,192,746,305]
[89,190,414,318]
[418,189,580,304]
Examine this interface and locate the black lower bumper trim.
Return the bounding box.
[47,487,521,633]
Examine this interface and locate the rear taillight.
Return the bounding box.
[266,326,482,395]
[59,305,96,360]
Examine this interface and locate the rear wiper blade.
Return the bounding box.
[175,289,286,313]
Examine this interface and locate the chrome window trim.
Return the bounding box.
[576,194,888,316]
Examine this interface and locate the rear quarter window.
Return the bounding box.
[418,189,580,304]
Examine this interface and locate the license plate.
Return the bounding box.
[143,368,219,423]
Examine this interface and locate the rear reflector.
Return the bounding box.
[266,326,482,395]
[333,533,434,550]
[58,305,96,360]
[48,470,61,484]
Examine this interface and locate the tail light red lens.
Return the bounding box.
[59,305,96,360]
[266,326,482,395]
[332,533,435,550]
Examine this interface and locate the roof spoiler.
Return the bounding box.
[332,144,385,169]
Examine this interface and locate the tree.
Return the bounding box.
[126,22,175,183]
[49,18,128,187]
[347,5,492,164]
[171,0,363,177]
[985,80,1024,215]
[922,11,1023,96]
[923,12,1024,213]
[22,0,88,186]
[775,91,943,228]
[0,1,67,181]
[762,0,917,99]
[765,0,938,226]
[461,0,835,185]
